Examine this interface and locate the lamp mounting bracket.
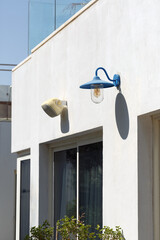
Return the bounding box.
[95,67,120,87]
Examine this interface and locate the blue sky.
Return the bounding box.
[0,0,28,85]
[0,0,89,85]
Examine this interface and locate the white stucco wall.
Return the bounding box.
[12,0,160,239]
[0,121,16,240]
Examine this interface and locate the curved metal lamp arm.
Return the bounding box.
[95,67,120,87]
[95,67,114,82]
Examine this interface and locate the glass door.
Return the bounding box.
[53,141,102,237]
[54,148,77,233]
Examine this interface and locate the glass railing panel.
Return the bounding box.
[56,0,90,29]
[28,0,91,53]
[28,0,55,53]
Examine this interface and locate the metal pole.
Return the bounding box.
[54,0,56,30]
[0,64,17,66]
[28,0,30,55]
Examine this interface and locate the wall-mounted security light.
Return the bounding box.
[41,98,67,117]
[80,67,120,104]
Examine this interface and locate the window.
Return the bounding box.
[16,155,30,240]
[54,148,77,223]
[53,141,102,234]
[153,117,160,240]
[20,160,30,240]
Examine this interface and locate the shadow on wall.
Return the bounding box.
[60,107,70,133]
[115,93,129,139]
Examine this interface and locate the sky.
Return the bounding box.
[0,0,28,85]
[0,0,89,85]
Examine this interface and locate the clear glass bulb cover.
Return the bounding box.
[90,84,104,104]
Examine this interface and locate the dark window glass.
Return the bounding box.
[79,142,102,229]
[54,148,77,227]
[20,160,30,240]
[54,142,102,239]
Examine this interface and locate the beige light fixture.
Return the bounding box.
[41,98,67,117]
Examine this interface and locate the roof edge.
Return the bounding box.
[12,55,32,72]
[12,0,98,72]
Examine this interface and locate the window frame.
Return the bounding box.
[48,131,102,227]
[16,154,31,240]
[153,116,160,240]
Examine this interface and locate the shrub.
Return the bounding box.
[25,216,125,240]
[96,225,125,240]
[56,216,125,240]
[24,220,54,240]
[56,215,96,240]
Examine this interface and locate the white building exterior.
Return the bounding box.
[12,0,160,239]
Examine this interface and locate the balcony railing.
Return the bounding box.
[28,0,90,53]
[0,64,17,72]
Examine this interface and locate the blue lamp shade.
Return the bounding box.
[80,67,120,104]
[80,76,115,89]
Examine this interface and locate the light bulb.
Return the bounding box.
[91,84,104,104]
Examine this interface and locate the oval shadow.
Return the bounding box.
[115,93,129,139]
[60,107,70,133]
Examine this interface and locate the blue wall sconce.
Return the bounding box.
[80,67,120,104]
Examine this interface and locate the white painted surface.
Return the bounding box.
[0,121,16,240]
[12,0,160,239]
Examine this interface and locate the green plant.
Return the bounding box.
[56,215,96,240]
[56,215,125,240]
[25,217,125,240]
[24,220,54,240]
[96,225,125,240]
